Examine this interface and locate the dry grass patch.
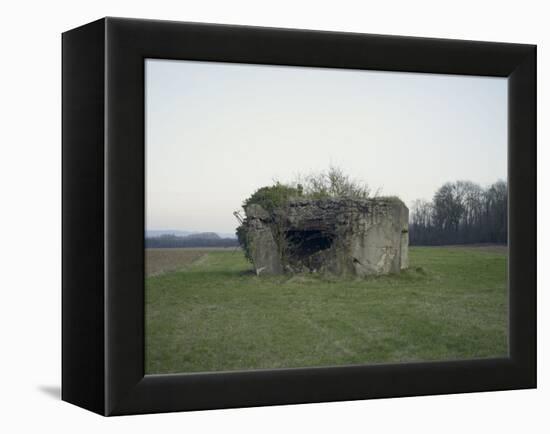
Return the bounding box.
[146,248,207,276]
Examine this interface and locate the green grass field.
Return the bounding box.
[145,246,508,374]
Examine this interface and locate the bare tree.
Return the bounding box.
[409,180,507,245]
[295,165,373,199]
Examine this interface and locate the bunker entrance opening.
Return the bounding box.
[285,230,334,259]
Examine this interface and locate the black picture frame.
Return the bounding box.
[62,17,536,416]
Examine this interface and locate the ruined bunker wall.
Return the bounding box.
[239,197,409,277]
[348,200,409,276]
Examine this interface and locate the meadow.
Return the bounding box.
[145,246,508,374]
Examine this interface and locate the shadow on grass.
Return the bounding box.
[209,265,432,285]
[238,269,257,277]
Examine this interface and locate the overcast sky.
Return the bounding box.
[145,59,507,234]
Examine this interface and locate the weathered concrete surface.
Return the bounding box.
[239,197,408,277]
[243,216,283,275]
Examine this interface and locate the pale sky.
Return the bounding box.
[145,59,507,234]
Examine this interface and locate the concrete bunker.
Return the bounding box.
[237,197,409,277]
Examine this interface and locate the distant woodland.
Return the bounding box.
[409,180,507,246]
[145,232,239,248]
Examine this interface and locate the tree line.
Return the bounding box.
[146,234,239,249]
[409,180,507,245]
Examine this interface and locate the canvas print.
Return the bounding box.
[145,59,508,374]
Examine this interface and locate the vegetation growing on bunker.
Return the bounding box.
[234,167,408,277]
